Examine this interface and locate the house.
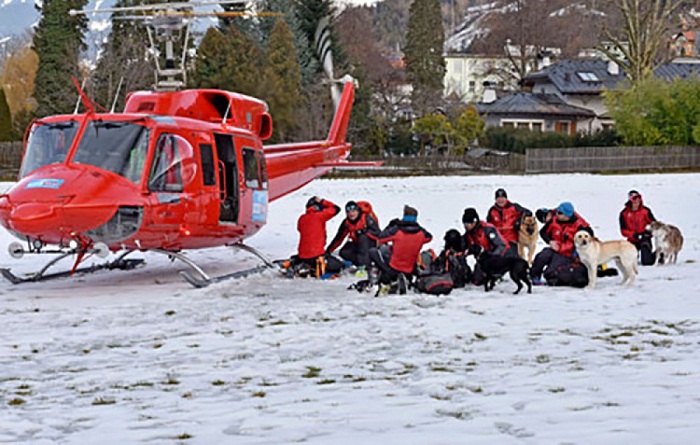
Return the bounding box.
[522,59,627,132]
[444,54,517,102]
[476,92,595,135]
[671,30,699,58]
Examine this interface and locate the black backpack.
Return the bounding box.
[415,249,454,295]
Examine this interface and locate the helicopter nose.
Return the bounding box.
[0,165,138,244]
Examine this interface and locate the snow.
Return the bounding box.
[1,173,699,444]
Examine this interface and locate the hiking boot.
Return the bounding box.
[355,266,368,279]
[375,283,391,297]
[531,277,546,286]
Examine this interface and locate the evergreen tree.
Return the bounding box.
[192,27,231,89]
[404,0,445,117]
[32,0,89,117]
[264,19,302,143]
[92,0,158,110]
[0,87,12,141]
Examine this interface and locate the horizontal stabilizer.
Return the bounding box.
[313,161,384,169]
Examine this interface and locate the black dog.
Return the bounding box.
[477,254,532,294]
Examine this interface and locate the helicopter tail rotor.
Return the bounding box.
[314,17,344,110]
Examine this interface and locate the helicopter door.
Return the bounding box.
[214,133,239,223]
[147,134,196,229]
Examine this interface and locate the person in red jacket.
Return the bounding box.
[294,196,342,276]
[619,190,656,265]
[326,201,380,269]
[462,207,516,285]
[368,205,432,294]
[530,201,593,286]
[486,188,531,256]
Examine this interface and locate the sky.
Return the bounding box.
[1,172,699,444]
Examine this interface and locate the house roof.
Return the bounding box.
[477,93,595,118]
[654,63,700,81]
[524,59,626,94]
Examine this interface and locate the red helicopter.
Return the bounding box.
[0,1,370,287]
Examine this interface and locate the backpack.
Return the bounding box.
[357,201,379,227]
[440,250,471,288]
[415,273,454,295]
[415,249,454,295]
[545,262,589,288]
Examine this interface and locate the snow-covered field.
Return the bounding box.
[1,173,699,445]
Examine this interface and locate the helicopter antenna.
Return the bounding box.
[110,77,124,113]
[73,77,89,114]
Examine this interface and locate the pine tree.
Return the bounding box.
[32,0,89,117]
[192,27,231,89]
[92,0,157,110]
[264,19,302,143]
[404,0,445,117]
[0,86,12,141]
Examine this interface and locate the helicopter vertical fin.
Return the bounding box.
[326,81,355,147]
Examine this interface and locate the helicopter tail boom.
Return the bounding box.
[263,82,356,202]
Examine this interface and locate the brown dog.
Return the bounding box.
[647,221,684,265]
[518,215,538,264]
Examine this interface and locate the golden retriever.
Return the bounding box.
[518,215,538,264]
[573,230,638,289]
[647,221,684,265]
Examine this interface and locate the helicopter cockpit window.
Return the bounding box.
[72,120,150,184]
[148,134,196,193]
[19,121,79,178]
[242,147,263,189]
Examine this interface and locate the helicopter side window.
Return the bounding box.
[19,121,78,178]
[242,147,263,189]
[149,134,197,193]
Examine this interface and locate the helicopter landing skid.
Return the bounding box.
[171,244,276,288]
[0,256,144,285]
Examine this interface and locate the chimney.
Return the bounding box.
[482,81,497,104]
[538,55,551,70]
[608,60,620,76]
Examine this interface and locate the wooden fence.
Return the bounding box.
[0,141,22,179]
[526,146,700,173]
[3,141,700,178]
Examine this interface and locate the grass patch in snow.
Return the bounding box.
[165,310,176,316]
[252,391,266,398]
[303,366,321,378]
[211,380,225,386]
[317,379,336,385]
[92,397,116,405]
[8,397,25,406]
[535,354,550,364]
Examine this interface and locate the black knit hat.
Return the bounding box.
[495,188,507,198]
[462,207,479,224]
[306,197,320,210]
[345,201,359,212]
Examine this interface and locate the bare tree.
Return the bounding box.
[600,0,685,84]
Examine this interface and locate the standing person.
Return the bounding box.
[486,188,531,256]
[368,205,433,295]
[326,201,380,274]
[530,202,592,287]
[461,207,515,285]
[294,196,342,277]
[619,190,657,265]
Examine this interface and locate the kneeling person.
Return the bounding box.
[326,201,380,271]
[368,205,432,294]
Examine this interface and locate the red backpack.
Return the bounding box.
[357,201,379,226]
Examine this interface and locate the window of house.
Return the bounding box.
[556,122,570,134]
[577,72,600,82]
[531,122,543,132]
[468,80,475,92]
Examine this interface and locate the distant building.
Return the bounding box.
[476,92,595,135]
[444,54,517,103]
[478,59,700,134]
[671,30,699,58]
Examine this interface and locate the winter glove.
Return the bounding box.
[535,208,549,223]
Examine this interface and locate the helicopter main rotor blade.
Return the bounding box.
[69,0,247,16]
